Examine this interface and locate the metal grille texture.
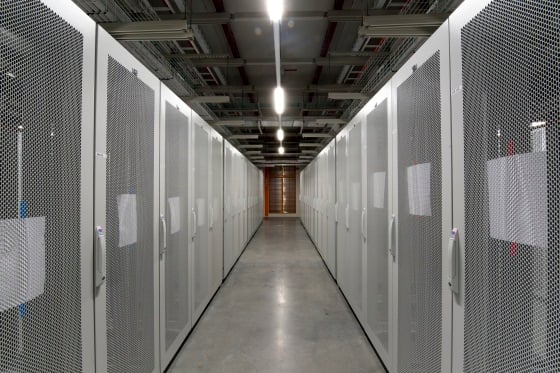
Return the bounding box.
[211,136,222,287]
[366,100,389,351]
[164,103,189,350]
[397,52,442,373]
[106,57,155,373]
[348,124,362,312]
[461,1,560,371]
[193,124,209,313]
[0,0,84,371]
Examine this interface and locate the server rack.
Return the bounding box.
[191,113,212,323]
[0,0,96,371]
[450,0,560,371]
[158,84,192,371]
[94,26,161,373]
[362,82,394,371]
[209,131,223,293]
[390,22,452,373]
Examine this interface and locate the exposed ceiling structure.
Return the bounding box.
[73,0,463,168]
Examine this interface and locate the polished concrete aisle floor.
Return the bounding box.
[168,218,385,373]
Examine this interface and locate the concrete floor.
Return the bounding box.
[168,218,385,373]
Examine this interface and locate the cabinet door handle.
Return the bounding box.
[191,209,197,239]
[448,228,459,294]
[95,226,106,288]
[160,215,167,256]
[389,215,396,260]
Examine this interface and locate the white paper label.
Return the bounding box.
[0,217,46,312]
[372,172,386,209]
[196,198,206,227]
[407,163,432,216]
[168,197,181,234]
[487,152,547,248]
[117,194,137,247]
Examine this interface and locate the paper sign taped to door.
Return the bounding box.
[168,197,181,234]
[117,194,137,247]
[372,172,386,209]
[196,198,206,227]
[0,217,46,312]
[407,163,432,216]
[487,152,547,248]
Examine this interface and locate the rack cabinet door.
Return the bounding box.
[450,0,560,371]
[390,23,452,373]
[159,85,192,371]
[94,27,161,373]
[0,1,95,371]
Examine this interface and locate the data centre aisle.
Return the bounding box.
[168,218,385,373]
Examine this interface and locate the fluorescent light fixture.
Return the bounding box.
[301,133,331,138]
[278,146,285,154]
[245,150,262,155]
[267,0,284,22]
[277,127,285,141]
[302,150,318,154]
[273,86,285,115]
[229,135,259,140]
[530,121,547,128]
[239,144,263,149]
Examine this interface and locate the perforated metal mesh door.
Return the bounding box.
[224,146,234,275]
[461,1,560,371]
[336,135,348,286]
[0,1,85,371]
[366,100,390,352]
[348,123,363,312]
[211,136,223,289]
[193,124,209,313]
[106,57,155,373]
[396,52,442,373]
[164,103,189,350]
[327,144,337,274]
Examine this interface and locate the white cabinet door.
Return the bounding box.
[191,114,211,323]
[450,0,560,371]
[94,27,161,373]
[363,83,394,371]
[390,22,452,373]
[335,131,349,296]
[0,1,95,371]
[158,85,192,371]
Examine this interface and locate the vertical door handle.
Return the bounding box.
[345,205,349,230]
[191,209,197,239]
[160,215,167,256]
[334,203,338,223]
[448,228,459,294]
[209,206,214,230]
[389,215,396,260]
[95,226,106,288]
[361,208,367,240]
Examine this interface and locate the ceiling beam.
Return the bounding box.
[362,13,450,27]
[196,84,363,94]
[157,10,399,23]
[101,20,194,40]
[358,26,438,37]
[358,14,449,38]
[166,55,372,67]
